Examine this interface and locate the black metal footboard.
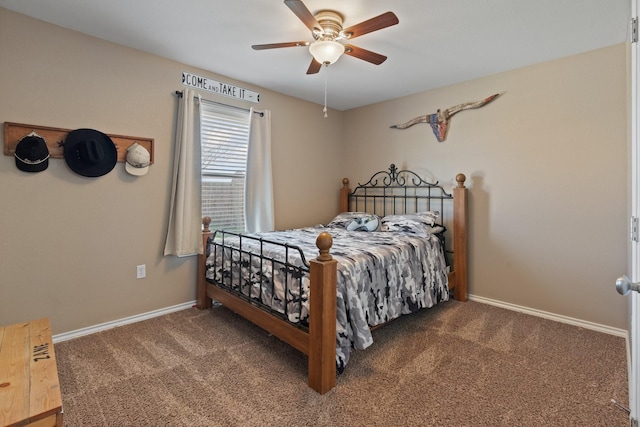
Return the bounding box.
[205,230,312,330]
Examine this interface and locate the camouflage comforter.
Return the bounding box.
[205,226,449,372]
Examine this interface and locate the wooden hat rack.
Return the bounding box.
[3,122,154,165]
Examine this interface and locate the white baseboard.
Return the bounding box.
[52,300,197,343]
[468,294,628,338]
[53,296,627,343]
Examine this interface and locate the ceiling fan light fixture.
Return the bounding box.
[309,40,345,65]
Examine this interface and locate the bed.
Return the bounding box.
[196,164,468,394]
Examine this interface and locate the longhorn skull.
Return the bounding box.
[390,93,501,142]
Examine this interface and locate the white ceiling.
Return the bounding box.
[0,0,631,110]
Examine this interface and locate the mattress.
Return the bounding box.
[206,225,449,371]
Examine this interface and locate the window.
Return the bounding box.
[200,102,251,233]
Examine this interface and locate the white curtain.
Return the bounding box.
[164,89,202,256]
[245,109,274,232]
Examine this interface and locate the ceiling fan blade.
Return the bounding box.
[342,11,399,39]
[344,45,387,65]
[284,0,323,33]
[252,41,309,50]
[306,58,322,74]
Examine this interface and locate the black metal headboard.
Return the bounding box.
[348,164,453,223]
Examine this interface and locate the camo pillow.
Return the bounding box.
[327,212,381,232]
[380,212,441,237]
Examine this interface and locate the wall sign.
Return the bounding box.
[182,71,260,103]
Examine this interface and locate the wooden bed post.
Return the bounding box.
[339,178,350,213]
[197,216,213,310]
[308,232,337,394]
[453,174,468,302]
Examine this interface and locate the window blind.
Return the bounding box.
[200,102,250,233]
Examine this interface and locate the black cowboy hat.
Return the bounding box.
[63,128,117,177]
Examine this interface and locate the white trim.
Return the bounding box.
[52,295,628,342]
[53,295,628,343]
[52,301,196,343]
[469,294,628,338]
[631,1,640,421]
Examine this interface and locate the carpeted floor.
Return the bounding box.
[54,300,629,426]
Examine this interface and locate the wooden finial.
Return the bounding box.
[315,232,333,261]
[456,173,466,188]
[202,216,211,232]
[342,178,349,189]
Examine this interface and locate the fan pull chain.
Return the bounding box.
[323,63,328,118]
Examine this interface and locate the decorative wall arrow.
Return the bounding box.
[390,93,501,142]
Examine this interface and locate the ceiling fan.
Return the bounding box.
[252,0,399,74]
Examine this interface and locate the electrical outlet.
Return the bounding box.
[136,264,146,279]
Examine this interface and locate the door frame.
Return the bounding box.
[630,0,639,421]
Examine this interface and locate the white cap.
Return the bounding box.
[125,143,150,176]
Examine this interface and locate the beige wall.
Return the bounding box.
[343,44,629,329]
[0,7,630,334]
[0,9,345,334]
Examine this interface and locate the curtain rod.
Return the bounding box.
[174,90,263,116]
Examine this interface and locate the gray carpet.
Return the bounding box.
[54,300,629,426]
